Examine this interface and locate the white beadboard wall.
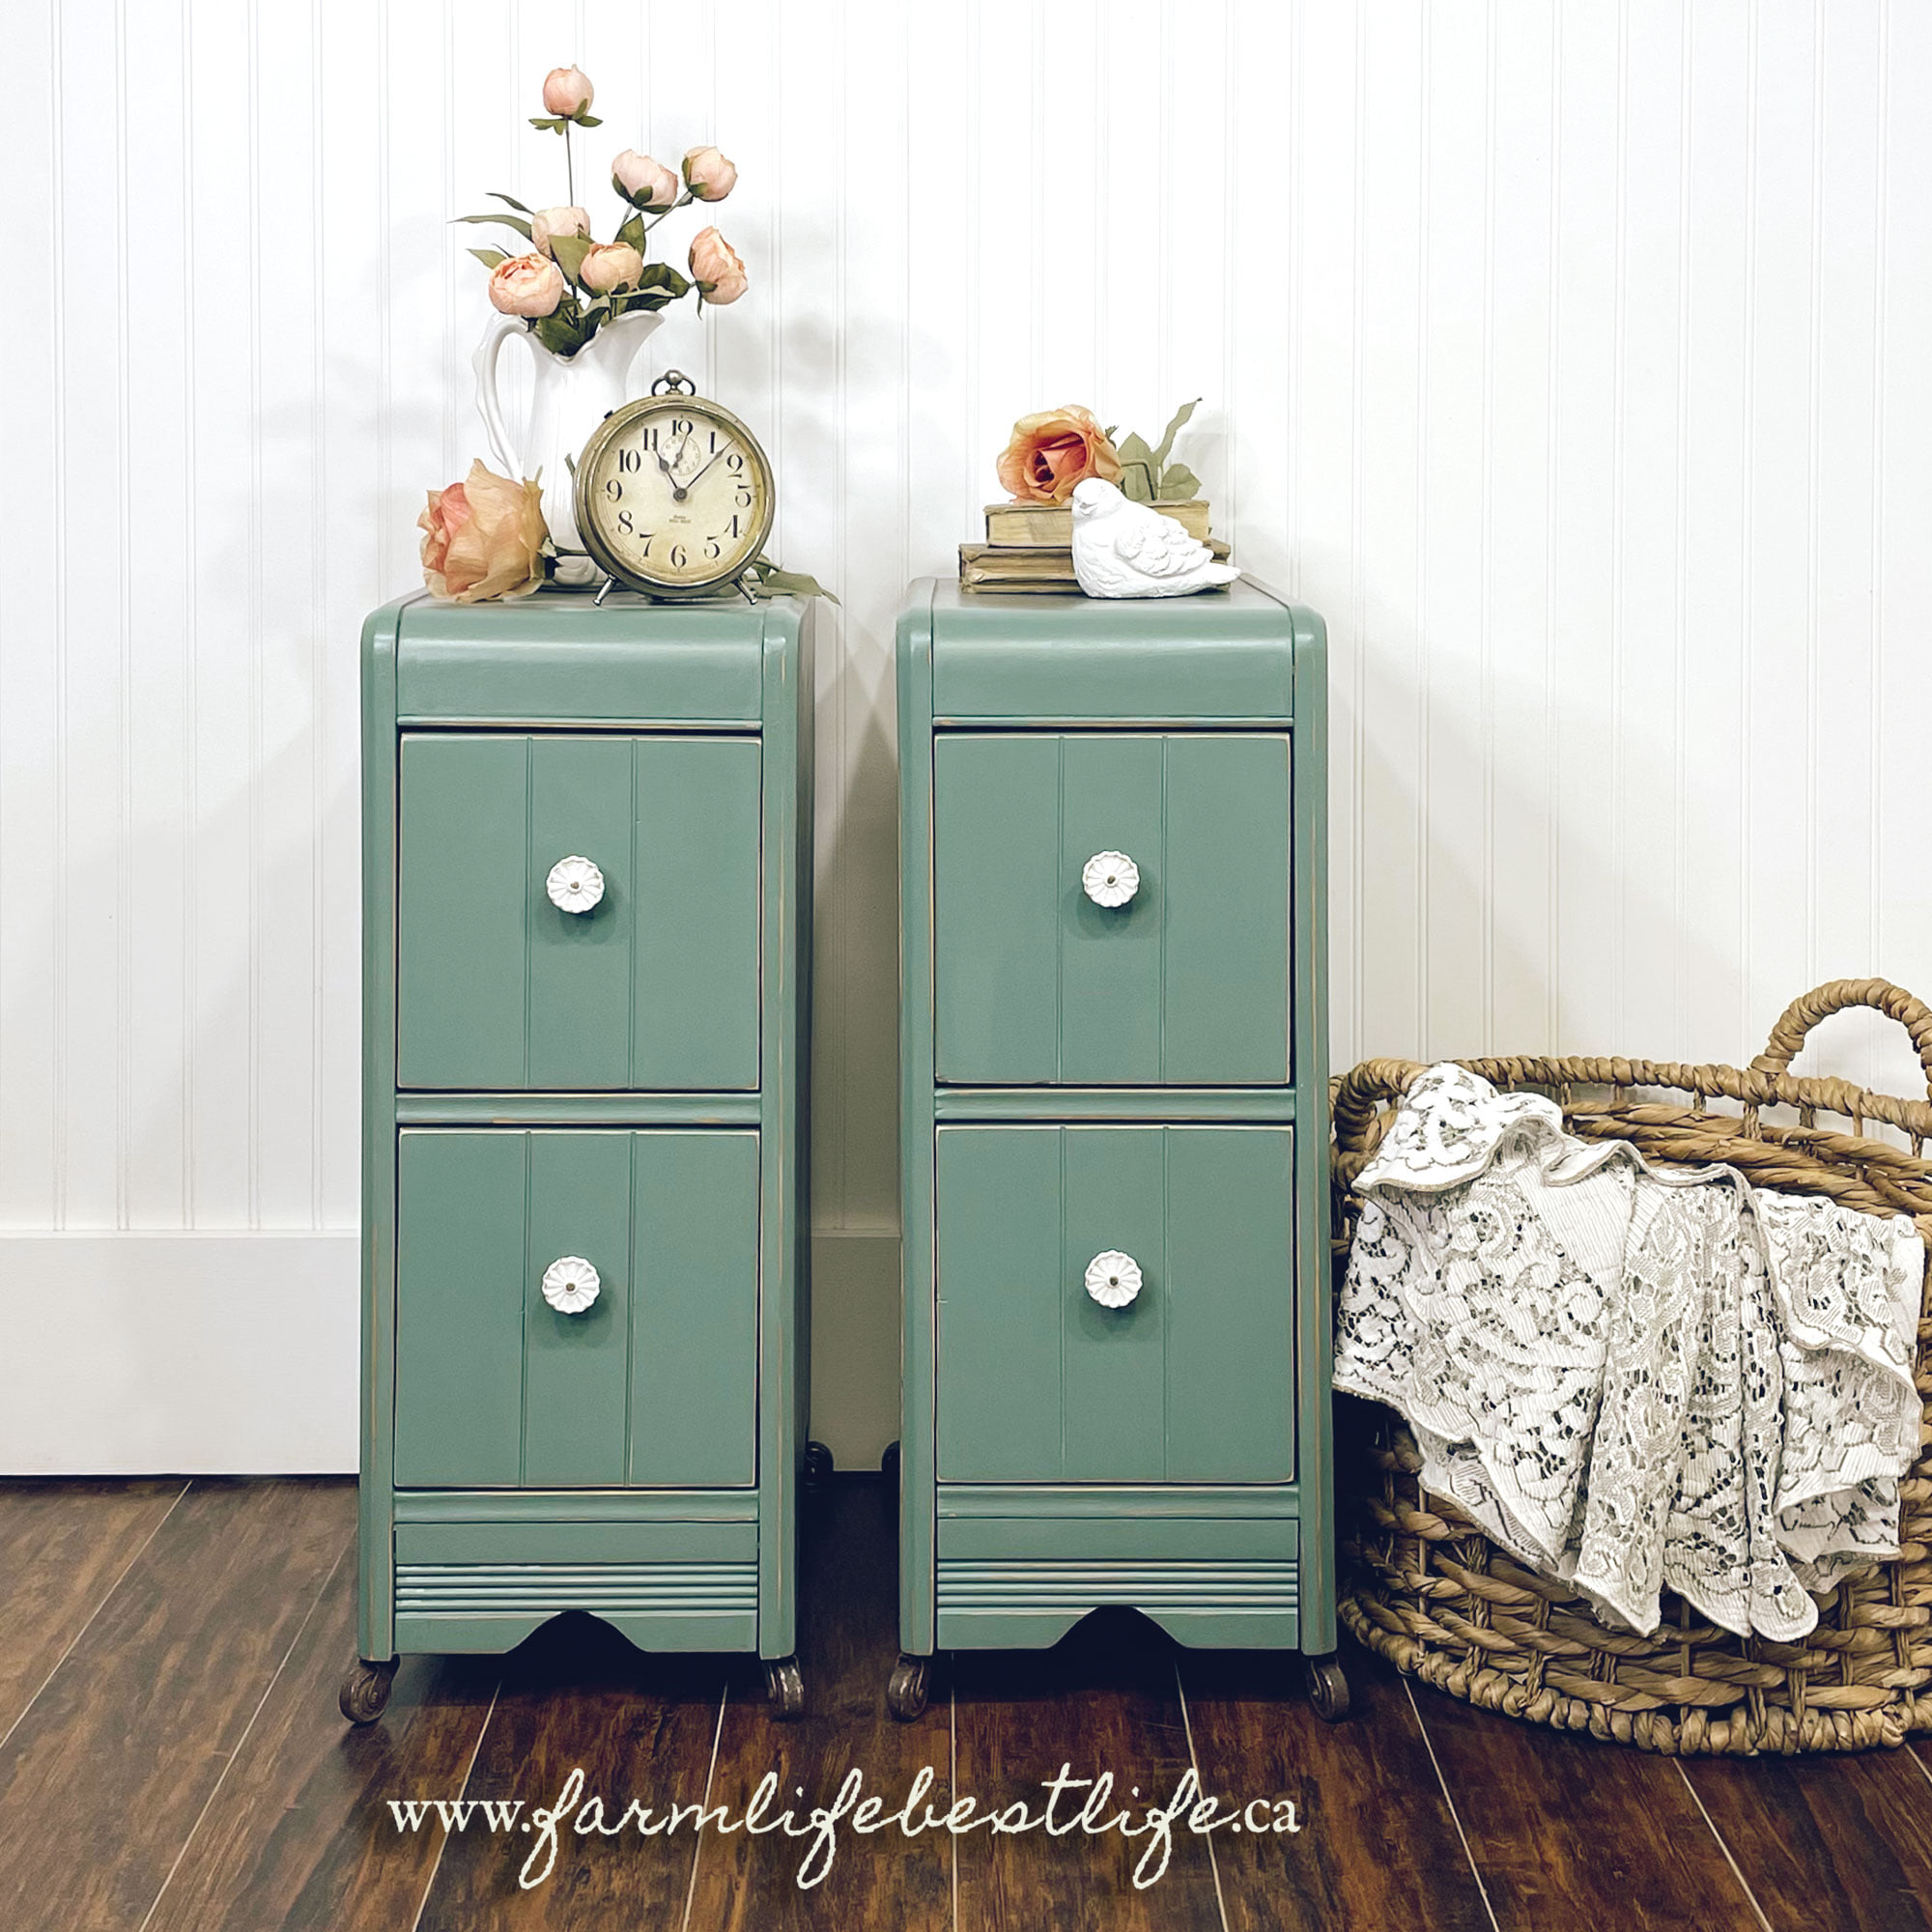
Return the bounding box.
[0,0,1926,1471]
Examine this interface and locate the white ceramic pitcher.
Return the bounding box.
[473,307,663,584]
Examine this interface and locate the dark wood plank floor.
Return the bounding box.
[1,1474,1929,1930]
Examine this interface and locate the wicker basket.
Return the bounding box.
[1331,979,1932,1755]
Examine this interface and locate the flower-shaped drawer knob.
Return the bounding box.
[539,1256,601,1315]
[545,855,605,915]
[1084,1250,1143,1309]
[1081,851,1140,909]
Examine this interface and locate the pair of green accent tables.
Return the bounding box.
[347,576,1343,1726]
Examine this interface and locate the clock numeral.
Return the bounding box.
[670,417,692,439]
[728,514,742,539]
[704,535,723,561]
[605,478,623,501]
[669,542,688,570]
[708,429,721,453]
[725,451,745,473]
[734,484,754,508]
[641,426,660,451]
[617,447,641,473]
[617,507,634,535]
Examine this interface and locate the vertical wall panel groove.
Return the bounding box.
[1,0,1925,1264]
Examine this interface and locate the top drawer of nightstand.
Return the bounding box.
[923,580,1294,724]
[394,593,768,726]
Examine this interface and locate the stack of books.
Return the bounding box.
[958,499,1227,594]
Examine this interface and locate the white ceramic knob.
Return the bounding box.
[1082,851,1140,908]
[1084,1250,1143,1309]
[546,855,605,915]
[539,1256,601,1315]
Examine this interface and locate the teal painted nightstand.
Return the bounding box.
[342,588,818,1723]
[888,579,1346,1721]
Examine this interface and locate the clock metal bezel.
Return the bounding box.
[574,393,777,597]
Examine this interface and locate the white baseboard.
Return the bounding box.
[0,1227,902,1477]
[0,1232,361,1474]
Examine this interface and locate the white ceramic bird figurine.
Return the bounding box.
[1068,477,1239,599]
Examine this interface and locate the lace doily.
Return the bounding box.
[1336,1063,1924,1641]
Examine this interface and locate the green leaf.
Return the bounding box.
[636,260,692,297]
[467,246,509,269]
[1157,462,1200,501]
[549,232,594,285]
[574,111,603,127]
[454,212,534,242]
[527,115,566,133]
[752,558,839,605]
[1114,432,1157,502]
[616,212,646,250]
[1150,396,1200,470]
[489,189,534,213]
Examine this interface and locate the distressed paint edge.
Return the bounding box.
[896,579,939,1657]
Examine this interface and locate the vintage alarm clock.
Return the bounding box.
[574,370,776,600]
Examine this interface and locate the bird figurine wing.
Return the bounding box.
[1109,505,1218,578]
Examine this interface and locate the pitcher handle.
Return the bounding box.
[472,315,527,478]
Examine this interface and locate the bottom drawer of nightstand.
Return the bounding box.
[935,1123,1296,1483]
[393,1126,759,1491]
[934,1491,1299,1650]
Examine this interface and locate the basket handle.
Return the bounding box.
[1749,979,1932,1099]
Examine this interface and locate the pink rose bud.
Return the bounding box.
[530,205,591,258]
[688,226,748,304]
[541,66,593,117]
[681,146,738,202]
[487,252,566,318]
[579,241,643,295]
[611,149,680,210]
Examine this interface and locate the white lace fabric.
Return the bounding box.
[1336,1063,1925,1641]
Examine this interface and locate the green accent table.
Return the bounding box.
[343,587,818,1725]
[889,579,1347,1723]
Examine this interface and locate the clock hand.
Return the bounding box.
[680,441,736,490]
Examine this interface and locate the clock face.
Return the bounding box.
[575,396,775,594]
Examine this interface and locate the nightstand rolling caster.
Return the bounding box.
[339,1656,399,1725]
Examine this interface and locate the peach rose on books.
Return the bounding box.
[996,405,1123,505]
[419,461,548,603]
[689,226,748,304]
[487,252,565,317]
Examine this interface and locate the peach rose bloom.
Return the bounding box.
[488,252,566,317]
[996,405,1123,504]
[419,461,548,603]
[530,205,590,258]
[579,241,643,294]
[682,145,738,202]
[611,149,680,209]
[688,226,748,304]
[541,66,593,117]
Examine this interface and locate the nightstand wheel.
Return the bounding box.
[339,1655,399,1725]
[881,1438,900,1485]
[1303,1653,1350,1722]
[802,1440,834,1494]
[765,1656,805,1720]
[888,1652,931,1721]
